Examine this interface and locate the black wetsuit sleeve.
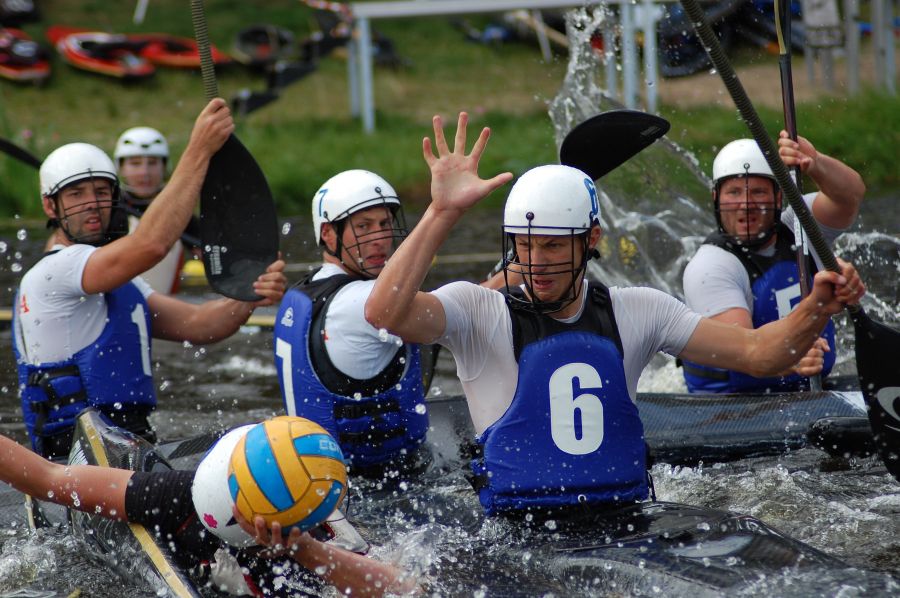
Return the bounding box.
[125,470,195,530]
[125,470,220,567]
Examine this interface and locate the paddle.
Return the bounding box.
[559,109,671,181]
[678,0,900,480]
[775,0,821,391]
[190,0,279,301]
[0,137,202,248]
[0,137,42,169]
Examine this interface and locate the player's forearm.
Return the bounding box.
[133,141,210,253]
[366,204,461,331]
[292,537,416,597]
[0,436,130,518]
[745,299,831,377]
[177,298,254,344]
[809,152,865,210]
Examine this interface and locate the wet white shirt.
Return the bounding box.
[128,214,184,295]
[432,281,701,435]
[314,263,402,380]
[14,244,154,364]
[683,193,845,318]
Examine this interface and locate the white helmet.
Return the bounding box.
[40,143,118,197]
[502,165,600,314]
[712,139,775,185]
[712,139,781,247]
[311,169,400,242]
[114,127,169,162]
[191,425,256,548]
[503,165,600,236]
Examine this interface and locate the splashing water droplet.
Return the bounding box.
[281,222,292,235]
[16,229,27,241]
[414,403,426,414]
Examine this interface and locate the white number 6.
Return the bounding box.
[548,363,604,455]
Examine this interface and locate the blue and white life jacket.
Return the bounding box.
[682,223,836,393]
[14,280,157,457]
[471,283,649,515]
[273,268,427,469]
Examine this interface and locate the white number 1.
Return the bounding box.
[276,338,296,415]
[130,304,151,376]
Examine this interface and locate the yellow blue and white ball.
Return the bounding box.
[228,416,347,532]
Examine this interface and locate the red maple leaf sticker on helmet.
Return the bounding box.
[203,513,219,528]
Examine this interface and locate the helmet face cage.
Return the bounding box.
[51,174,127,247]
[502,213,591,314]
[713,167,781,248]
[324,196,408,279]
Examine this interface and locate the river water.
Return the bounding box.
[0,8,899,597]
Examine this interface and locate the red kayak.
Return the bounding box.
[47,25,154,80]
[0,27,50,83]
[128,33,231,69]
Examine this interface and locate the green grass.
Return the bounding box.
[1,0,897,218]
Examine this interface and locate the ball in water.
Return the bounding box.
[228,416,347,532]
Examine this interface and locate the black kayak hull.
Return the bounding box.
[66,409,202,597]
[423,386,871,469]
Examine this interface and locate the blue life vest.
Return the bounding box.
[683,223,836,393]
[13,281,157,457]
[471,283,649,515]
[273,269,427,469]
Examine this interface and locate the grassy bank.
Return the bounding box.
[1,1,897,218]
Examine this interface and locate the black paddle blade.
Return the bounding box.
[559,110,670,180]
[0,137,42,169]
[200,134,279,301]
[852,308,900,480]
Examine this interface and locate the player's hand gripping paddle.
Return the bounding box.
[559,109,670,180]
[191,0,279,301]
[679,0,900,481]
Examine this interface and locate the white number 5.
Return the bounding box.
[548,363,604,455]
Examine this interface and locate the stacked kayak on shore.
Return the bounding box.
[46,25,230,80]
[0,27,50,83]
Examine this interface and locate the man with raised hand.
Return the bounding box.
[364,113,864,517]
[680,133,865,393]
[13,99,287,459]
